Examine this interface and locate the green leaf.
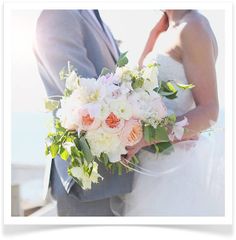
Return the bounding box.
[59,61,76,81]
[50,144,59,158]
[117,163,123,176]
[144,125,152,143]
[67,165,84,188]
[131,77,144,90]
[175,82,195,90]
[153,87,159,92]
[71,146,83,159]
[44,99,59,112]
[99,67,112,77]
[45,146,50,156]
[158,90,178,99]
[78,137,94,163]
[158,90,177,97]
[166,81,177,92]
[166,92,177,99]
[144,125,169,143]
[59,67,66,81]
[155,142,173,154]
[70,154,82,166]
[55,119,66,132]
[59,147,69,160]
[165,92,178,99]
[131,155,140,164]
[167,114,176,123]
[100,152,109,165]
[64,88,73,97]
[154,126,169,142]
[147,62,159,68]
[153,144,160,153]
[117,51,129,67]
[158,80,178,99]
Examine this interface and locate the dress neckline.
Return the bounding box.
[157,53,183,66]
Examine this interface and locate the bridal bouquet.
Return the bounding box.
[45,52,193,190]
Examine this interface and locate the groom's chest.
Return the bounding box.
[78,21,117,72]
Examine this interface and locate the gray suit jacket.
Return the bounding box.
[34,10,134,202]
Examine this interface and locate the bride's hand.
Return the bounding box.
[122,138,154,162]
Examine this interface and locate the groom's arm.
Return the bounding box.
[34,10,97,95]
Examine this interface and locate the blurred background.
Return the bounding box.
[10,10,225,216]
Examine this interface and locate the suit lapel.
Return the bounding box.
[80,10,118,62]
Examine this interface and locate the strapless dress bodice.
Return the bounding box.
[156,53,196,116]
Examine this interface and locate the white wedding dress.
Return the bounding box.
[116,54,225,216]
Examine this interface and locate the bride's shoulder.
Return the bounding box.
[182,11,214,36]
[179,11,216,47]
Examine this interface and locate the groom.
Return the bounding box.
[34,10,134,216]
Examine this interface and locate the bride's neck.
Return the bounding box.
[165,10,191,25]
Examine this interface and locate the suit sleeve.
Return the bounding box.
[34,10,97,95]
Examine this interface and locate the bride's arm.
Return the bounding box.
[177,19,219,140]
[138,13,169,67]
[124,19,219,161]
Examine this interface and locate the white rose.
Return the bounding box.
[128,90,155,120]
[107,144,127,163]
[127,93,146,120]
[114,67,133,82]
[142,65,159,92]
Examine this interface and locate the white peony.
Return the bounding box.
[99,102,110,120]
[76,78,107,104]
[85,128,127,162]
[105,83,130,99]
[109,97,133,120]
[97,73,120,86]
[58,95,81,130]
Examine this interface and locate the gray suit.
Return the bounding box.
[34,10,134,216]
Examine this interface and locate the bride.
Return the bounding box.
[112,10,224,216]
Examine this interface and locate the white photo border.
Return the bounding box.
[3,0,233,225]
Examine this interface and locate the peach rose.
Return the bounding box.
[102,112,124,134]
[120,118,143,146]
[77,108,101,131]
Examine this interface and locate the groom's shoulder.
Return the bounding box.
[36,10,83,30]
[38,9,82,20]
